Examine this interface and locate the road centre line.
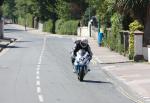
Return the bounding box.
[36,80,40,86]
[36,71,40,75]
[35,37,46,103]
[37,87,41,93]
[37,67,40,71]
[36,75,40,80]
[37,65,40,68]
[38,95,44,102]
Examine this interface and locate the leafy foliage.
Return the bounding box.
[55,19,65,34]
[55,0,70,20]
[110,12,123,52]
[55,19,79,35]
[128,20,144,59]
[81,7,96,26]
[43,19,53,33]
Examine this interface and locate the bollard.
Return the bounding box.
[98,32,103,46]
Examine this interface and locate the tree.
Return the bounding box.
[0,0,4,18]
[2,0,16,22]
[0,0,4,6]
[56,0,88,20]
[115,0,150,44]
[37,0,57,22]
[56,0,71,19]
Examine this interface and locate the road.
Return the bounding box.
[0,24,135,103]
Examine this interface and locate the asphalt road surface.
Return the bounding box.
[0,24,135,103]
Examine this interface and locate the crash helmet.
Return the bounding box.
[80,37,88,48]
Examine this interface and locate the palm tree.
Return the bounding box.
[116,0,150,45]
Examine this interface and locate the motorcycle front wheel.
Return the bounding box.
[78,67,84,81]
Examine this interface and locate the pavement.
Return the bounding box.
[88,38,150,103]
[1,24,150,103]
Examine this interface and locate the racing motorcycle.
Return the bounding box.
[73,49,90,81]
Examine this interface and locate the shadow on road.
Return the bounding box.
[0,44,27,49]
[4,29,25,33]
[16,40,32,43]
[6,45,27,48]
[83,80,112,84]
[4,29,25,32]
[100,61,133,65]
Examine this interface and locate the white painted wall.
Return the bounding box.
[38,23,43,32]
[77,27,89,37]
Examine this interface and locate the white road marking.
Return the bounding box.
[36,75,40,80]
[38,95,44,102]
[35,37,46,103]
[36,80,40,86]
[36,71,40,75]
[38,62,41,65]
[37,87,41,93]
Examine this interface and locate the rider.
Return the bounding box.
[71,38,93,65]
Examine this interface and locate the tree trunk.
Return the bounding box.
[144,3,150,45]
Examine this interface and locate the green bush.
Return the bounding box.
[18,14,33,28]
[128,20,143,59]
[55,19,65,34]
[43,19,53,33]
[26,14,33,28]
[110,12,122,52]
[18,16,25,25]
[55,19,79,35]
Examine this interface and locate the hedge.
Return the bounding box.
[43,19,53,33]
[18,16,25,25]
[55,19,65,34]
[18,14,33,28]
[26,14,33,28]
[55,19,79,35]
[128,20,143,59]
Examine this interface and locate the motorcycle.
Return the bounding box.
[73,49,90,81]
